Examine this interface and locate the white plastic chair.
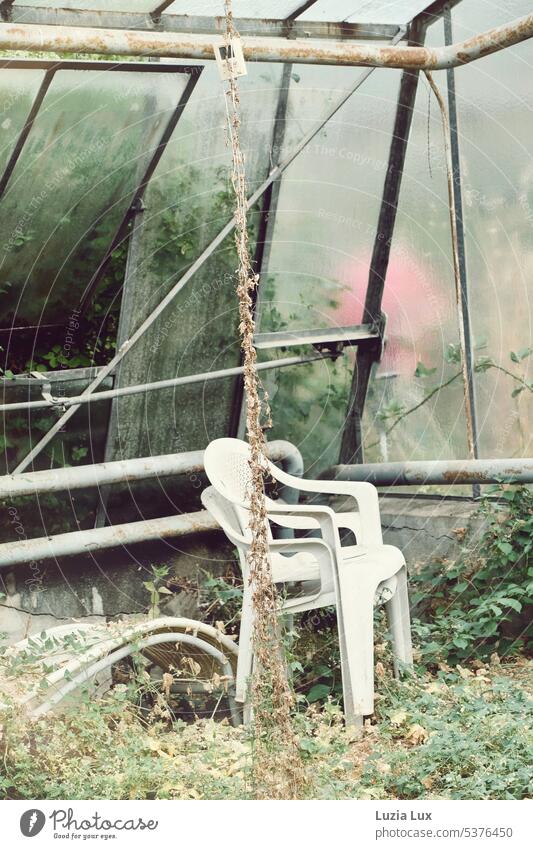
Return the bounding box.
[201,437,412,724]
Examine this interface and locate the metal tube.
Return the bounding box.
[321,459,533,486]
[31,632,239,725]
[0,439,302,497]
[0,15,531,68]
[0,510,217,567]
[0,353,331,413]
[444,7,480,497]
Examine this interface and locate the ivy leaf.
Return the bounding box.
[307,684,331,703]
[498,598,522,613]
[414,361,437,378]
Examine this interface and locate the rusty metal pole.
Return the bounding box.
[0,15,531,68]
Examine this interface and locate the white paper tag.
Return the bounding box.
[213,37,247,80]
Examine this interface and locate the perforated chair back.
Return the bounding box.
[203,437,263,502]
[203,437,272,539]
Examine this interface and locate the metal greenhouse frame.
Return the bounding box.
[0,0,532,566]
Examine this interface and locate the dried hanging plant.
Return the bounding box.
[222,0,306,800]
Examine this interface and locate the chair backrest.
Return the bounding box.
[200,485,249,546]
[203,438,273,541]
[203,438,263,503]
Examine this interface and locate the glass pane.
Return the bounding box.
[0,69,45,176]
[15,0,158,10]
[0,369,112,541]
[357,21,468,476]
[107,62,284,460]
[258,68,400,472]
[163,1,304,17]
[0,67,190,335]
[299,1,425,23]
[263,354,353,476]
[453,0,533,459]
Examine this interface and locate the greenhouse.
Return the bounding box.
[0,0,531,805]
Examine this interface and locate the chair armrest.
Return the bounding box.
[269,537,335,592]
[266,502,343,555]
[267,463,383,545]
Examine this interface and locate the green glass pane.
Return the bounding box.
[0,69,45,176]
[107,62,284,460]
[0,67,190,330]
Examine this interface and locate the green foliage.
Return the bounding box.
[360,666,533,800]
[411,486,533,666]
[199,569,244,633]
[1,662,530,800]
[142,564,172,619]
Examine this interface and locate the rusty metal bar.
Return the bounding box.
[320,458,533,487]
[0,439,303,566]
[0,353,331,413]
[0,14,531,67]
[2,7,400,41]
[444,6,480,496]
[0,439,303,498]
[0,510,218,568]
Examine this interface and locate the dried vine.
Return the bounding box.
[222,1,305,799]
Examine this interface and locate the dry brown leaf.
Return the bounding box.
[161,672,173,697]
[406,724,429,745]
[375,661,386,678]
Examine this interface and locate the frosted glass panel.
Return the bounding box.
[300,1,424,23]
[108,62,284,460]
[0,70,45,176]
[15,0,158,10]
[163,1,304,17]
[258,68,400,471]
[453,0,533,459]
[0,68,189,331]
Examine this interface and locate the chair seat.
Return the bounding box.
[271,543,404,602]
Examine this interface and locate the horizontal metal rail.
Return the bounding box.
[3,8,400,42]
[0,14,531,68]
[253,324,379,351]
[0,440,303,566]
[321,458,533,486]
[0,353,331,413]
[0,439,303,498]
[0,510,217,568]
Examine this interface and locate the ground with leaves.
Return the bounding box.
[0,659,531,801]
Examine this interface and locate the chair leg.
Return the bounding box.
[236,578,254,704]
[336,571,378,720]
[386,565,413,677]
